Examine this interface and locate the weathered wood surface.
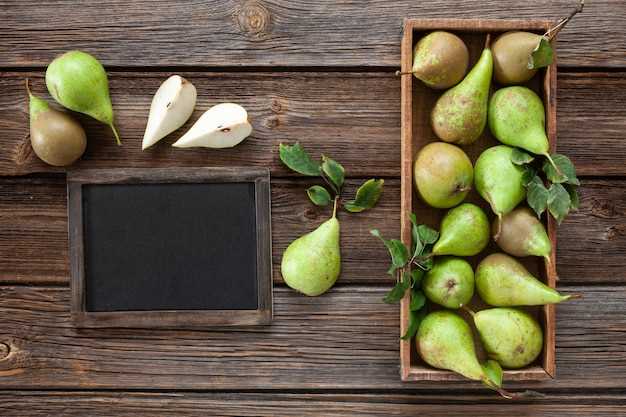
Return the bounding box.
[2,392,626,417]
[1,72,625,176]
[1,177,624,285]
[0,1,624,68]
[0,285,624,390]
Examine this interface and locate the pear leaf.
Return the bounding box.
[522,165,538,186]
[527,176,549,217]
[408,213,423,256]
[482,359,503,388]
[543,154,580,185]
[279,143,321,176]
[566,184,580,211]
[321,155,345,191]
[409,289,426,311]
[382,278,409,304]
[345,179,384,213]
[401,307,427,341]
[511,148,535,165]
[370,229,409,275]
[417,224,439,245]
[528,36,553,70]
[411,268,424,288]
[548,183,571,225]
[306,185,332,206]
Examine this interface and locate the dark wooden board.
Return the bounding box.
[0,285,624,390]
[1,177,624,285]
[2,392,626,416]
[0,1,624,68]
[1,72,625,176]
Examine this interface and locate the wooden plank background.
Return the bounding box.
[1,0,625,415]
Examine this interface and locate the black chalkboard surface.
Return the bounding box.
[68,168,272,328]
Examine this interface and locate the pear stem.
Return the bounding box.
[109,123,122,146]
[395,70,416,77]
[543,153,563,177]
[493,213,503,241]
[565,293,583,301]
[25,78,33,97]
[544,254,552,267]
[332,196,338,219]
[484,33,492,49]
[544,0,585,41]
[461,305,476,317]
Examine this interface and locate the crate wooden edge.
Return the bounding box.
[399,18,557,382]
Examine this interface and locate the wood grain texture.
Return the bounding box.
[2,392,626,416]
[1,177,624,285]
[0,285,624,390]
[0,1,623,68]
[1,72,625,176]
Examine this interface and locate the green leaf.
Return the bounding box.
[566,184,580,211]
[528,36,553,70]
[382,279,409,304]
[370,229,409,275]
[482,360,503,389]
[306,185,332,206]
[543,154,580,185]
[408,213,423,257]
[548,183,571,225]
[417,224,439,244]
[345,179,384,213]
[511,148,535,165]
[527,176,549,218]
[411,268,424,288]
[279,143,321,176]
[321,155,345,191]
[401,308,427,341]
[522,165,538,186]
[409,289,426,311]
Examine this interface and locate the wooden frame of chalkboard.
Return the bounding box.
[67,167,272,328]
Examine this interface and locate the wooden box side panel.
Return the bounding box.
[400,19,557,381]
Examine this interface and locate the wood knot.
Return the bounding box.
[270,99,283,114]
[234,1,271,38]
[0,342,10,360]
[591,199,616,219]
[264,115,280,129]
[303,207,318,220]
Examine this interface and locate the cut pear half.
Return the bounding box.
[172,103,252,149]
[142,75,197,150]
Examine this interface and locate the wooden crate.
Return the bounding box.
[399,19,558,381]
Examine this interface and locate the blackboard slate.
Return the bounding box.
[82,183,258,312]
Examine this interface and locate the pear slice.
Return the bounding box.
[142,75,197,150]
[172,103,252,149]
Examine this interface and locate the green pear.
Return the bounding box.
[281,216,340,296]
[404,31,469,89]
[432,203,489,257]
[27,80,86,167]
[474,145,526,237]
[431,35,493,145]
[413,142,473,208]
[476,253,575,306]
[471,307,543,369]
[493,207,551,262]
[46,50,120,145]
[492,31,542,84]
[488,86,559,170]
[422,256,474,309]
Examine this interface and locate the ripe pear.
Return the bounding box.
[172,103,252,148]
[492,31,541,85]
[432,203,489,257]
[281,216,340,296]
[431,35,493,145]
[406,31,469,89]
[476,253,575,306]
[27,80,86,167]
[474,145,526,237]
[45,50,120,145]
[413,142,473,208]
[471,307,543,369]
[488,86,559,170]
[423,257,474,309]
[142,75,197,150]
[493,207,551,262]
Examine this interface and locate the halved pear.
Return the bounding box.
[142,75,197,150]
[172,103,252,149]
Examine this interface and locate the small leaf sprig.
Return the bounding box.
[511,148,580,224]
[279,142,384,214]
[370,215,439,340]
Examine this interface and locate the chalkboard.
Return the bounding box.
[68,168,272,328]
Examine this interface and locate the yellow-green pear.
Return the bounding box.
[281,216,340,296]
[422,257,474,309]
[432,203,490,257]
[46,50,120,145]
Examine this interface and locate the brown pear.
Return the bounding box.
[408,31,469,89]
[492,31,542,85]
[493,207,552,263]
